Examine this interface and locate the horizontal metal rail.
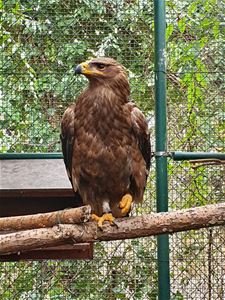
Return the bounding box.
[0,153,63,159]
[171,151,225,161]
[1,152,225,160]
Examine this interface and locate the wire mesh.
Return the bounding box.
[166,1,225,299]
[1,0,224,299]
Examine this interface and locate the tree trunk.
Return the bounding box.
[0,202,224,255]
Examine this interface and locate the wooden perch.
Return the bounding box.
[0,202,224,255]
[190,158,225,169]
[0,206,91,231]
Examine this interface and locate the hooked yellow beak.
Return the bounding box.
[74,62,92,75]
[74,61,104,76]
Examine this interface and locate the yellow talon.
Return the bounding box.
[119,194,133,216]
[92,213,115,228]
[92,214,100,222]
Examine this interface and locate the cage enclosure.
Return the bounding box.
[1,0,224,299]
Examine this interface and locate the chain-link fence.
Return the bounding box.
[167,1,225,299]
[1,0,224,299]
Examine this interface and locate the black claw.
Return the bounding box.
[112,220,119,228]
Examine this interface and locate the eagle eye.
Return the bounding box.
[96,63,105,70]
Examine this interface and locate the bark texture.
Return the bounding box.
[0,206,91,231]
[0,203,224,255]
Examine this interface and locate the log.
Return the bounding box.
[0,206,91,231]
[0,202,225,255]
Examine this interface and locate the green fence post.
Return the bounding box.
[154,0,170,299]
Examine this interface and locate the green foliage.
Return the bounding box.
[1,0,154,152]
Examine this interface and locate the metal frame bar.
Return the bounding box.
[1,152,224,161]
[171,151,225,161]
[0,153,63,159]
[154,1,170,299]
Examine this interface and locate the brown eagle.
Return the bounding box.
[61,57,151,227]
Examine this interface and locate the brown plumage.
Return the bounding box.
[61,57,151,223]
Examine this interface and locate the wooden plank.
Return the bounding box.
[0,243,93,261]
[0,196,81,217]
[0,159,71,190]
[0,159,94,261]
[1,188,74,198]
[0,159,80,216]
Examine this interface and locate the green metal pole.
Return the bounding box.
[171,151,225,161]
[0,153,63,159]
[154,1,170,299]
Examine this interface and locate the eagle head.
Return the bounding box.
[74,57,130,99]
[75,57,129,90]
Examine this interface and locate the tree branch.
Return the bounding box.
[0,203,224,255]
[0,206,91,231]
[190,159,225,169]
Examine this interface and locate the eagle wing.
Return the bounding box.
[128,102,151,173]
[60,104,83,206]
[118,101,151,205]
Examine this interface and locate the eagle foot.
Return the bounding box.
[92,213,115,228]
[119,194,133,216]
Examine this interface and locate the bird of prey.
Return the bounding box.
[61,57,151,227]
